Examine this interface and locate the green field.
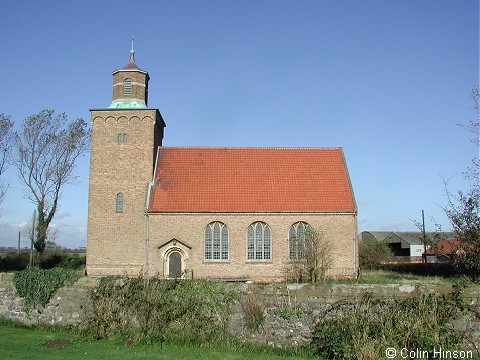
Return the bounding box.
[0,322,314,360]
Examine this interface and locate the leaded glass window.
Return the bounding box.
[205,222,229,260]
[116,192,123,213]
[247,222,271,260]
[289,222,311,260]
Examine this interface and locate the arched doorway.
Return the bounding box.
[168,251,182,278]
[158,238,191,279]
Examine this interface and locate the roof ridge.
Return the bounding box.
[157,146,343,150]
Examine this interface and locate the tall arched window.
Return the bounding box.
[247,222,271,260]
[289,222,311,260]
[116,192,123,213]
[205,222,228,260]
[123,79,132,98]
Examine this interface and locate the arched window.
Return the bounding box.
[204,222,228,260]
[116,192,123,213]
[247,222,271,260]
[123,79,132,98]
[289,222,311,260]
[116,133,127,143]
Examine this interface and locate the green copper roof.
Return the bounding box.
[108,100,147,109]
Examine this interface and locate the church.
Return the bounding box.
[86,48,359,281]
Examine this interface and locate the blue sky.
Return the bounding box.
[1,0,478,249]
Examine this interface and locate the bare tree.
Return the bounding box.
[0,113,13,206]
[459,85,479,183]
[445,186,480,281]
[443,86,480,281]
[412,214,443,263]
[12,109,89,253]
[284,228,333,283]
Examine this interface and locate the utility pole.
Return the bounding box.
[17,231,20,253]
[422,210,427,263]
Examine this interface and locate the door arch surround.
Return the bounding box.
[158,238,190,279]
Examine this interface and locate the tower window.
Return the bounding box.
[123,79,132,98]
[117,133,127,143]
[116,193,124,213]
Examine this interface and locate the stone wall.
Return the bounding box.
[228,282,480,348]
[1,273,479,351]
[0,273,97,326]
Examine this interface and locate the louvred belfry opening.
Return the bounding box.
[109,46,150,109]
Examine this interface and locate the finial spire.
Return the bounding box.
[121,36,142,70]
[125,36,136,67]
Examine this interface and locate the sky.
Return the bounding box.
[0,0,478,249]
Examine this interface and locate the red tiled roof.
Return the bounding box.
[123,54,140,70]
[425,239,461,255]
[147,147,356,213]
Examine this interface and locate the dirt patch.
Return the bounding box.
[43,339,72,348]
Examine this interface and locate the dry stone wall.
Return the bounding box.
[0,273,97,326]
[0,273,479,350]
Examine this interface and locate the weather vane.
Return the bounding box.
[131,36,135,54]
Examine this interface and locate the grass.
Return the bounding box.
[356,269,459,285]
[0,320,315,360]
[312,269,460,286]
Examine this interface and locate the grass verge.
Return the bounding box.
[317,269,462,285]
[0,320,315,360]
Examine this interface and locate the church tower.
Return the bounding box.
[86,44,166,275]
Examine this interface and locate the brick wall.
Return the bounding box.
[112,71,148,103]
[86,109,162,276]
[86,109,358,280]
[146,212,358,281]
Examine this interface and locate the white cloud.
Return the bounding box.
[0,220,86,249]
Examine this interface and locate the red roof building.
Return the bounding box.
[86,50,359,281]
[424,239,463,263]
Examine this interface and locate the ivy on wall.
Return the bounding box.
[13,267,80,312]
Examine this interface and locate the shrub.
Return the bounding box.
[0,253,30,272]
[283,228,333,283]
[359,237,394,269]
[241,294,264,331]
[13,267,80,312]
[0,253,86,272]
[84,276,236,345]
[378,262,456,277]
[311,291,465,359]
[58,255,85,270]
[38,253,63,269]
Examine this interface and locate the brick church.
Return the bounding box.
[86,48,359,281]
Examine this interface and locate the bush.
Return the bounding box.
[0,252,86,272]
[378,262,456,277]
[241,294,264,331]
[0,253,30,272]
[37,253,63,269]
[311,291,465,359]
[84,276,236,345]
[13,267,80,312]
[58,255,86,270]
[359,238,394,269]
